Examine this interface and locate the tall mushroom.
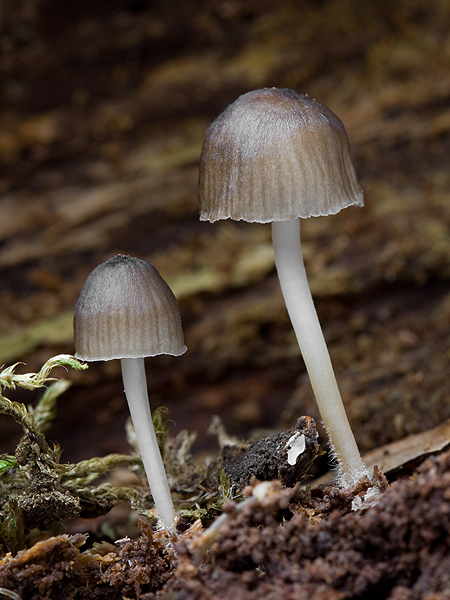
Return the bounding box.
[199,87,369,487]
[74,254,186,529]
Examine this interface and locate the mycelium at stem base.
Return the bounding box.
[272,218,370,488]
[121,357,176,529]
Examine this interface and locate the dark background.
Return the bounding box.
[0,0,449,477]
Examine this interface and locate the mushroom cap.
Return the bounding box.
[199,87,363,223]
[74,255,187,361]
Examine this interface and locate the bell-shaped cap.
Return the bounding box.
[199,87,363,223]
[74,255,187,361]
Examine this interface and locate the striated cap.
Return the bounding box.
[74,255,187,361]
[199,87,363,223]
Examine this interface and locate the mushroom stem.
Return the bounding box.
[272,218,369,487]
[120,357,175,529]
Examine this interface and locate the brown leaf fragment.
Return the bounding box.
[314,418,450,488]
[363,417,450,477]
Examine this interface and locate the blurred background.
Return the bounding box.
[0,0,449,477]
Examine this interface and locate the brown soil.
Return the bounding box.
[164,452,450,600]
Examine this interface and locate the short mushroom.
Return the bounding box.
[73,254,186,529]
[199,87,369,487]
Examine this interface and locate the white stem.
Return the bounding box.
[120,357,175,529]
[272,218,368,487]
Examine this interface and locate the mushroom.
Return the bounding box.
[199,87,369,487]
[73,254,186,528]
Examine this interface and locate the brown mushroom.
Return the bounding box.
[74,254,186,528]
[199,88,368,487]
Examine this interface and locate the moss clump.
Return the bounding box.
[0,355,147,554]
